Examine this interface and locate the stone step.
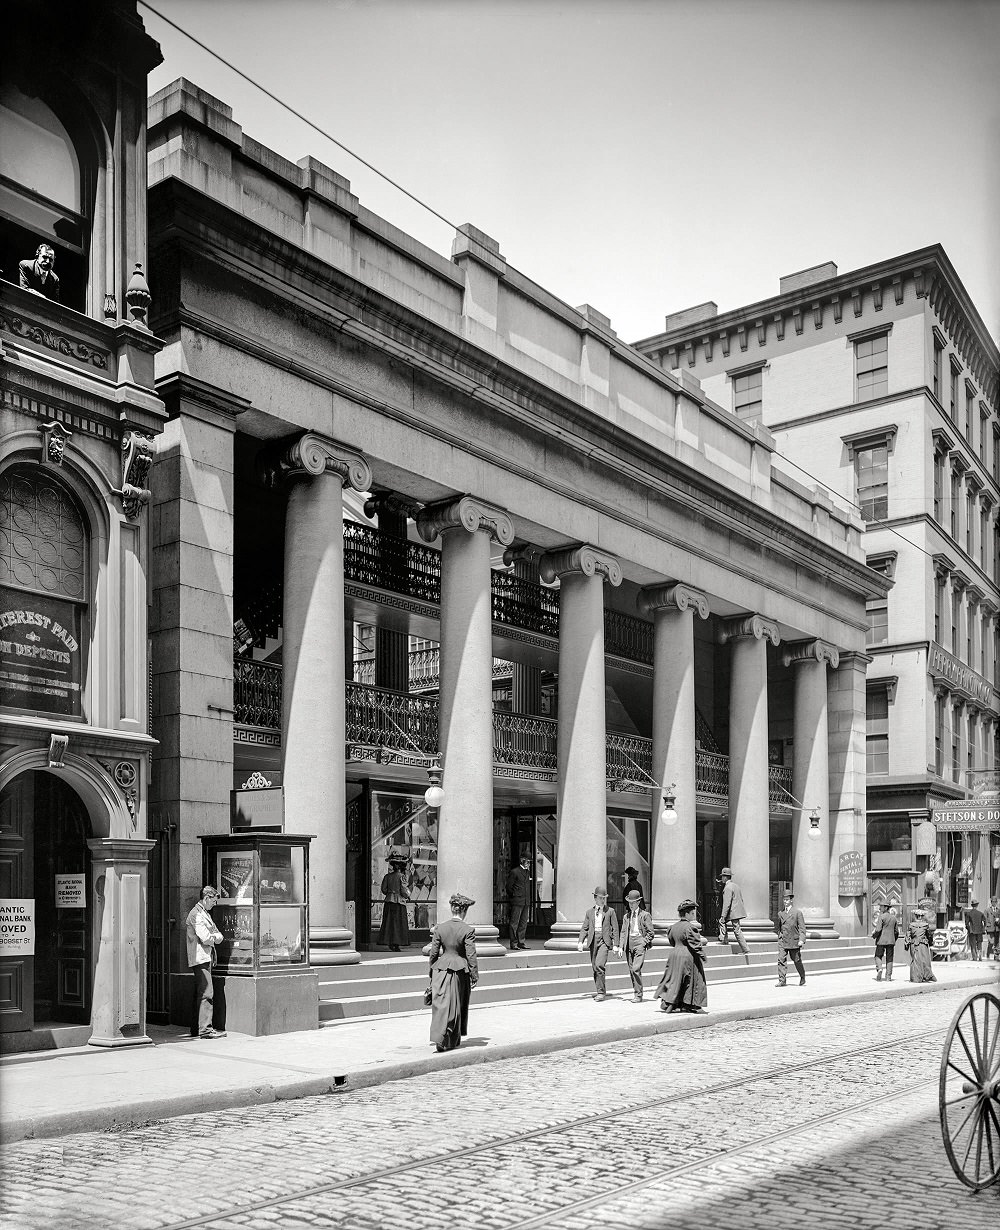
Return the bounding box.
[318,942,876,1022]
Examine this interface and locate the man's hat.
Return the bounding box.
[593,886,608,897]
[449,892,475,910]
[625,866,639,877]
[719,866,733,878]
[783,891,795,900]
[519,854,531,864]
[625,889,642,903]
[970,898,979,906]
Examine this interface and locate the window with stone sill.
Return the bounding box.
[866,686,890,775]
[856,443,888,522]
[950,361,961,422]
[951,589,961,657]
[855,333,888,402]
[932,337,943,400]
[933,451,944,523]
[732,367,763,421]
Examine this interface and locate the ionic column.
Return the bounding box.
[539,545,622,948]
[720,614,781,941]
[266,432,372,966]
[417,496,514,956]
[639,583,709,940]
[783,639,840,938]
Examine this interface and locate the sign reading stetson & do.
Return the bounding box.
[931,803,1000,833]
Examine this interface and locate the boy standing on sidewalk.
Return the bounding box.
[775,890,806,987]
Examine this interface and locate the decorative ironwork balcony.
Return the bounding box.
[345,683,439,756]
[604,609,653,664]
[493,711,558,771]
[697,750,730,801]
[233,658,282,729]
[491,569,560,638]
[768,764,794,811]
[343,522,441,603]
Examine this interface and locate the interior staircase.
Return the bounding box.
[318,937,876,1024]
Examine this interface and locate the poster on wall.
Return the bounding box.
[370,791,438,931]
[0,899,35,955]
[55,874,86,908]
[0,594,83,718]
[838,851,865,897]
[217,852,254,903]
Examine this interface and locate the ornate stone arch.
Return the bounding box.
[0,748,129,839]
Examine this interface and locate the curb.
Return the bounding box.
[2,974,993,1143]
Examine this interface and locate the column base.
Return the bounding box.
[88,1031,153,1048]
[309,926,360,966]
[803,917,839,940]
[739,917,779,943]
[421,923,506,957]
[651,918,678,946]
[544,920,584,950]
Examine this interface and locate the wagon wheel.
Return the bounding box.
[939,991,1000,1191]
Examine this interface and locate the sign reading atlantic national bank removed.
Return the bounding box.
[0,595,83,718]
[932,803,1000,833]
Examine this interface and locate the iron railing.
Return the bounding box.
[233,658,282,729]
[493,711,558,770]
[343,522,441,603]
[345,683,439,754]
[491,569,560,638]
[604,609,653,663]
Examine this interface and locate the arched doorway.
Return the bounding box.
[0,771,92,1032]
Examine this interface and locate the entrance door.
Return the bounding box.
[0,772,91,1032]
[0,774,34,1032]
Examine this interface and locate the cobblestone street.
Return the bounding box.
[2,987,998,1230]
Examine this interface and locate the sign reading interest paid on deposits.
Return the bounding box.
[0,900,35,955]
[0,595,83,717]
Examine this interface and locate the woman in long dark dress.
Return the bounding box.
[904,908,937,983]
[378,855,410,951]
[428,892,479,1052]
[655,898,708,1013]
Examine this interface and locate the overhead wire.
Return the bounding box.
[139,2,999,582]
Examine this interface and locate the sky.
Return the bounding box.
[141,0,1000,347]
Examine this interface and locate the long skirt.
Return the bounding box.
[378,900,409,947]
[654,948,708,1011]
[429,968,472,1050]
[908,942,937,983]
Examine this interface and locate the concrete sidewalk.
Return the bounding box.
[3,960,997,1143]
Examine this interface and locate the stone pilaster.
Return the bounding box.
[539,545,622,949]
[719,614,780,941]
[264,432,372,966]
[417,495,514,956]
[639,583,709,940]
[783,639,840,938]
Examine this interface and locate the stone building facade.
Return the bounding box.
[0,1,164,1051]
[144,78,887,1033]
[635,250,1000,922]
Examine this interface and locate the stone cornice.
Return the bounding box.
[718,614,781,646]
[539,544,623,587]
[415,495,515,547]
[637,582,709,619]
[781,638,840,670]
[259,431,372,492]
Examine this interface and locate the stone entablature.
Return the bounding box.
[146,79,870,564]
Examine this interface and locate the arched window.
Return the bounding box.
[0,83,89,310]
[0,465,88,719]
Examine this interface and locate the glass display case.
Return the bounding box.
[200,834,311,972]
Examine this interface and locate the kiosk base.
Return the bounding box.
[170,968,319,1036]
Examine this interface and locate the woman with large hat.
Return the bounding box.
[427,892,479,1052]
[378,853,411,952]
[654,897,708,1013]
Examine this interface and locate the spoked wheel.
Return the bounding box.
[939,991,1000,1191]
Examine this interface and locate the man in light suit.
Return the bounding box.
[617,887,655,1002]
[775,890,807,987]
[718,866,750,963]
[577,886,619,1001]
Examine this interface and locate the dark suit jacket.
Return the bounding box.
[505,865,531,904]
[777,906,806,948]
[620,907,655,949]
[579,905,619,950]
[19,260,61,300]
[963,908,985,936]
[721,880,747,921]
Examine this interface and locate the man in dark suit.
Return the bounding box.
[963,899,986,961]
[577,886,619,1001]
[618,888,655,1002]
[19,244,61,300]
[718,866,750,963]
[775,890,806,987]
[505,854,532,950]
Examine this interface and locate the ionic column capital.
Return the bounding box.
[415,495,515,546]
[638,583,709,620]
[539,544,622,587]
[362,489,422,521]
[259,431,372,492]
[719,614,781,646]
[782,638,840,670]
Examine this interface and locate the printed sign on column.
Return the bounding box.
[0,900,35,955]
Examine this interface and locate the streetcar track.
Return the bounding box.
[158,1027,950,1230]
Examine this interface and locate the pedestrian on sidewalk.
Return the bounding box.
[617,888,654,1001]
[654,898,708,1013]
[775,890,806,987]
[577,886,619,1001]
[378,853,410,952]
[986,896,1000,960]
[717,867,751,964]
[904,907,937,983]
[963,899,986,961]
[185,886,226,1039]
[871,902,900,981]
[506,854,532,950]
[428,892,479,1052]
